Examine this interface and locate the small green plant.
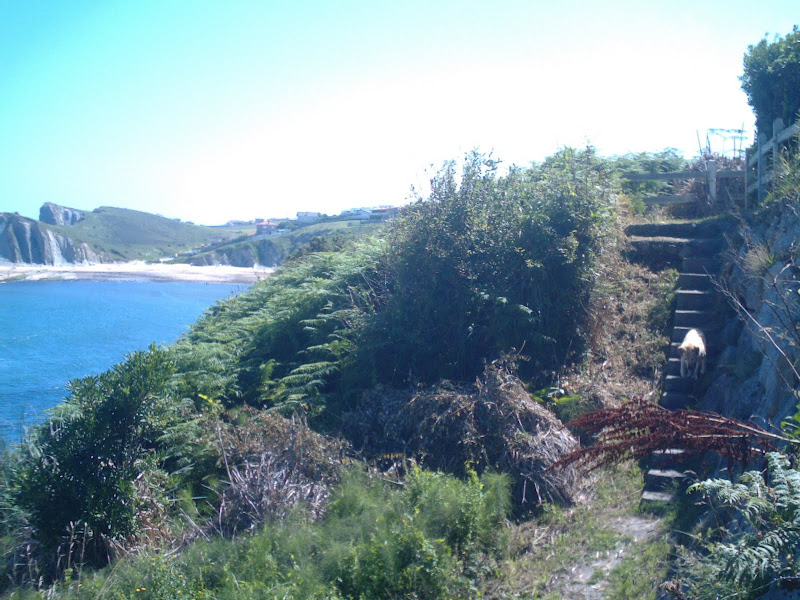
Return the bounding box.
[743,242,776,279]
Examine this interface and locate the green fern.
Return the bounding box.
[686,451,800,593]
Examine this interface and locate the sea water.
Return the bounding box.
[0,280,245,442]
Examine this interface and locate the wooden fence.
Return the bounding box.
[745,118,800,206]
[625,118,799,208]
[625,160,744,206]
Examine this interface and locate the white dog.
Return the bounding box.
[678,328,706,379]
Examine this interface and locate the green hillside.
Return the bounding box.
[47,206,240,261]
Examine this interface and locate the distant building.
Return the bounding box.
[370,206,400,220]
[256,221,280,235]
[297,211,321,222]
[225,220,248,227]
[340,208,373,220]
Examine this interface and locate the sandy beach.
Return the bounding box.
[0,261,274,283]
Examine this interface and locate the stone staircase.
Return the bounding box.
[625,219,730,504]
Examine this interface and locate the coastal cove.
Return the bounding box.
[0,261,273,283]
[0,280,247,442]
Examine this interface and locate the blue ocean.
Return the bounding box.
[0,280,246,442]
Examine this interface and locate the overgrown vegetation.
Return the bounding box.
[47,206,238,261]
[171,148,614,418]
[0,147,620,597]
[678,453,800,599]
[741,25,800,136]
[3,469,511,599]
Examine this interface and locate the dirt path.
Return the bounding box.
[558,514,663,599]
[489,463,669,600]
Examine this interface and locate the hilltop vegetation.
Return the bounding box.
[47,206,237,262]
[2,202,380,266]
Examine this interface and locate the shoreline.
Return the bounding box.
[0,261,274,283]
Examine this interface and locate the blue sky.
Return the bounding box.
[0,1,796,225]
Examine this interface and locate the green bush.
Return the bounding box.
[171,242,385,414]
[171,148,614,414]
[741,25,800,136]
[368,148,613,384]
[14,345,175,569]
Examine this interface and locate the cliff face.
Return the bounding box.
[39,202,85,226]
[0,214,100,265]
[699,207,800,431]
[189,239,286,268]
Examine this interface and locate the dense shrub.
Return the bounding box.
[678,452,800,599]
[741,25,800,136]
[172,148,614,413]
[368,148,613,384]
[13,346,175,570]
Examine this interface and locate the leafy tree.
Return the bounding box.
[741,26,800,135]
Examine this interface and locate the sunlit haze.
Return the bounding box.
[0,1,796,225]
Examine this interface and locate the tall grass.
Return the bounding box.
[7,468,510,600]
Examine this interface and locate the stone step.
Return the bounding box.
[668,355,715,373]
[650,448,687,468]
[664,375,693,393]
[682,257,721,275]
[628,236,691,261]
[676,289,714,310]
[641,490,675,503]
[673,309,717,327]
[685,238,724,256]
[624,221,726,239]
[666,358,683,375]
[645,468,689,491]
[677,272,713,291]
[660,391,692,410]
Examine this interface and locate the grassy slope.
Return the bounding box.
[47,207,240,261]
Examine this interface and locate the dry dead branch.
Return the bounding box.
[552,398,794,472]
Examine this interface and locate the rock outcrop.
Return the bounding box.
[699,208,800,430]
[0,213,100,265]
[189,239,287,268]
[39,202,85,226]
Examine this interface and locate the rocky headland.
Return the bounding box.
[0,212,100,265]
